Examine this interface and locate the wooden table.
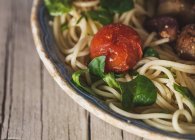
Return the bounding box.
[0,0,148,139]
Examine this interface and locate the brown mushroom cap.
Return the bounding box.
[145,16,179,41]
[176,24,195,60]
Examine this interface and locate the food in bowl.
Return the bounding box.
[44,0,195,134]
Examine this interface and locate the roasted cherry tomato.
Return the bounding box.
[90,23,143,73]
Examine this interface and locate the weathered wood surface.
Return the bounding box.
[0,0,144,139]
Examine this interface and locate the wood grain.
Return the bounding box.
[0,0,144,139]
[90,114,123,140]
[1,0,42,139]
[90,114,143,140]
[0,0,11,132]
[42,67,89,140]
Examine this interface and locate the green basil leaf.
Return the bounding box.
[120,82,134,110]
[72,70,93,95]
[88,56,122,92]
[103,73,122,92]
[132,75,157,106]
[144,47,159,58]
[114,73,125,78]
[174,84,195,106]
[121,75,157,109]
[86,9,113,25]
[44,0,72,16]
[88,56,106,78]
[100,0,134,14]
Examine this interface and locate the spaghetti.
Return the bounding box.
[48,0,195,134]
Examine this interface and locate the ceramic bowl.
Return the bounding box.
[31,0,195,139]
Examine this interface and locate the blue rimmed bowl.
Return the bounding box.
[31,0,195,139]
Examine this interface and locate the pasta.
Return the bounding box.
[47,0,195,134]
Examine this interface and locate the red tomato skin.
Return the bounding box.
[90,23,143,73]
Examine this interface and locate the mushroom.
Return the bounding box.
[145,16,179,41]
[157,0,195,26]
[176,24,195,61]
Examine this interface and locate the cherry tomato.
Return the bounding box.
[90,23,143,73]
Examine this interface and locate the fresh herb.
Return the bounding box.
[121,75,157,109]
[103,73,122,92]
[88,56,122,91]
[61,23,69,31]
[86,9,113,25]
[114,73,125,78]
[44,0,72,16]
[72,70,93,95]
[174,84,195,106]
[100,0,134,14]
[144,47,159,58]
[88,56,106,78]
[120,82,134,109]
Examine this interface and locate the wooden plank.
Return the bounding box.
[0,0,11,130]
[41,67,89,140]
[123,131,143,140]
[1,0,42,139]
[90,114,123,140]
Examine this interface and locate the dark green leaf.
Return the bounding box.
[44,0,72,16]
[120,82,134,109]
[100,0,134,14]
[144,47,159,58]
[88,56,106,78]
[86,9,113,25]
[174,84,195,106]
[114,73,125,78]
[72,70,94,95]
[88,56,122,92]
[121,75,157,109]
[103,73,122,92]
[132,75,157,106]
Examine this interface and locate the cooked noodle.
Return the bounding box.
[51,0,195,134]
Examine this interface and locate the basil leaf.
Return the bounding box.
[44,0,72,16]
[144,47,159,58]
[88,56,122,92]
[114,73,125,78]
[132,75,157,106]
[120,82,134,109]
[86,9,113,25]
[100,0,134,14]
[174,84,195,106]
[72,70,93,95]
[121,75,157,109]
[103,73,122,92]
[88,56,106,78]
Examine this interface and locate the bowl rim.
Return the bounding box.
[31,1,182,140]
